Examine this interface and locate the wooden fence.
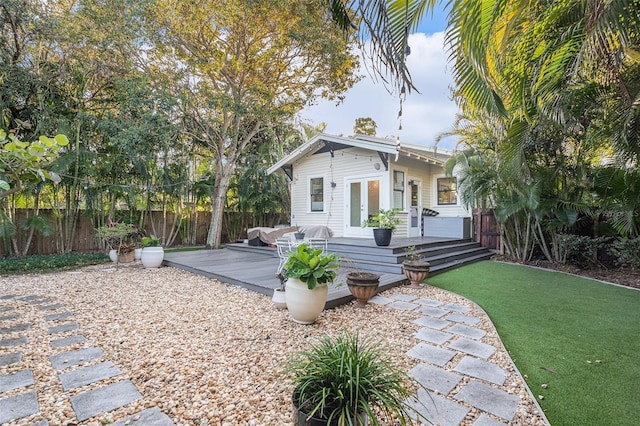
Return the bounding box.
[0,209,283,256]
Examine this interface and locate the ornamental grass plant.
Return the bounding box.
[287,331,426,425]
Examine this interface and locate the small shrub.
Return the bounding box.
[608,238,640,270]
[555,234,603,266]
[0,252,110,275]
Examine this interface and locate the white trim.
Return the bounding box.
[433,174,460,207]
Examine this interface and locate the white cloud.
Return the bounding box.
[299,32,460,149]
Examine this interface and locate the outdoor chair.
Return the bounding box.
[306,237,328,254]
[276,237,292,274]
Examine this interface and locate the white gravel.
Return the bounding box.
[0,263,547,425]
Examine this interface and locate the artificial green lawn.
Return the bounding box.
[427,261,640,426]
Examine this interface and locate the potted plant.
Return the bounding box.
[287,331,428,425]
[140,234,164,268]
[294,226,306,240]
[346,270,380,308]
[402,245,430,288]
[95,222,137,263]
[273,272,287,309]
[283,243,339,324]
[362,208,401,246]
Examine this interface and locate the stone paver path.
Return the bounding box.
[371,293,545,426]
[0,294,174,425]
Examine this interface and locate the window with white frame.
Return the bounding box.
[437,177,458,205]
[393,170,405,209]
[310,177,324,212]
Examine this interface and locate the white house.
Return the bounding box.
[267,133,471,239]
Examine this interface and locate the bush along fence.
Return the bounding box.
[0,209,284,257]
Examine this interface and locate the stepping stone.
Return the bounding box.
[0,369,35,393]
[70,380,142,422]
[39,303,64,311]
[48,322,79,335]
[0,391,39,424]
[388,294,417,302]
[418,306,449,318]
[368,295,393,305]
[444,312,480,325]
[0,323,30,334]
[406,343,456,366]
[409,363,463,394]
[407,389,470,426]
[415,298,442,307]
[454,356,506,385]
[454,381,519,421]
[112,407,175,426]
[18,295,42,302]
[45,311,72,321]
[413,328,454,345]
[449,338,496,360]
[413,316,451,330]
[26,298,52,305]
[59,361,121,391]
[388,300,419,310]
[0,352,22,367]
[0,295,15,300]
[449,323,486,340]
[474,414,507,425]
[50,347,103,370]
[442,303,470,313]
[51,335,87,348]
[0,336,28,347]
[0,313,20,321]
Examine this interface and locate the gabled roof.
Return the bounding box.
[267,133,451,176]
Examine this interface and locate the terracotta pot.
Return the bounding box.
[118,250,135,263]
[403,260,430,287]
[346,272,380,308]
[285,278,328,324]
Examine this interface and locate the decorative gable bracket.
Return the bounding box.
[377,151,389,171]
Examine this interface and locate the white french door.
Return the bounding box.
[408,181,422,237]
[345,175,383,237]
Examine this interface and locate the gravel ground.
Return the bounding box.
[0,264,547,425]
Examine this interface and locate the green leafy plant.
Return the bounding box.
[283,243,339,290]
[94,222,137,254]
[0,252,110,275]
[287,331,426,425]
[362,208,401,231]
[141,234,161,247]
[608,237,640,269]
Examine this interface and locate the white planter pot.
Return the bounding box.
[109,249,118,262]
[134,248,143,260]
[141,247,164,268]
[272,288,287,309]
[285,278,328,324]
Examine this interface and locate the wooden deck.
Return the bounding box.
[163,236,492,309]
[163,247,407,309]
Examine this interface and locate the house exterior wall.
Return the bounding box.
[287,146,469,238]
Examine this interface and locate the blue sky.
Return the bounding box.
[300,3,459,149]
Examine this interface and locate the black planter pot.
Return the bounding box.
[372,228,392,246]
[293,393,339,426]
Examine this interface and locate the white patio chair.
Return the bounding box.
[276,237,292,274]
[306,238,328,254]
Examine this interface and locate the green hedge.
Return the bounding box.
[0,252,110,275]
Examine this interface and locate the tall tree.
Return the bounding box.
[147,0,360,248]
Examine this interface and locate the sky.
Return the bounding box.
[299,4,460,149]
